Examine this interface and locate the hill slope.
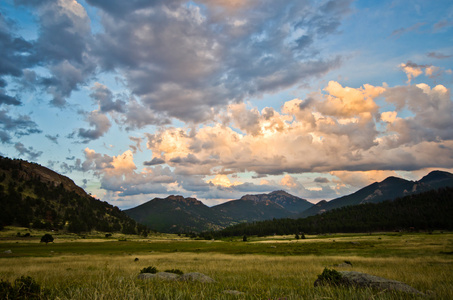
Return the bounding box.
[124,195,233,233]
[212,187,453,237]
[211,190,313,221]
[300,171,453,217]
[0,156,147,235]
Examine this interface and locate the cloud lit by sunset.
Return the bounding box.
[1,0,452,208]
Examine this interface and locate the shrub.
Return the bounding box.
[140,266,158,274]
[164,269,184,275]
[40,233,54,244]
[0,276,49,299]
[316,268,343,286]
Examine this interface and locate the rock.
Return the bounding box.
[138,272,180,281]
[138,272,215,283]
[180,272,215,283]
[315,271,423,295]
[223,290,245,295]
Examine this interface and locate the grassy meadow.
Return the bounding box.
[1,228,452,299]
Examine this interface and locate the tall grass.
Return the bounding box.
[0,232,452,299]
[0,252,450,299]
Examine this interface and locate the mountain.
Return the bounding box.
[300,170,453,217]
[0,156,147,235]
[125,191,314,233]
[212,187,453,237]
[124,195,233,233]
[419,170,453,189]
[211,190,313,222]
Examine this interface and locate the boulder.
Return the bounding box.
[223,290,245,296]
[138,272,180,281]
[180,272,215,283]
[315,270,423,295]
[138,272,215,283]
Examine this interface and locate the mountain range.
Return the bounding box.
[1,155,452,234]
[125,171,453,233]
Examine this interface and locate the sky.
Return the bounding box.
[1,0,453,209]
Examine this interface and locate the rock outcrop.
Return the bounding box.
[315,270,423,295]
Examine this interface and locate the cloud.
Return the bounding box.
[145,78,453,178]
[383,83,453,146]
[77,110,112,142]
[45,134,59,144]
[330,170,399,189]
[0,109,42,143]
[314,177,330,184]
[2,0,351,132]
[87,0,349,123]
[207,174,242,188]
[144,157,165,166]
[399,61,444,84]
[14,142,43,160]
[74,72,453,204]
[433,19,453,32]
[14,0,96,107]
[427,52,452,59]
[391,22,425,38]
[0,90,21,106]
[80,148,178,197]
[0,12,34,80]
[90,82,125,113]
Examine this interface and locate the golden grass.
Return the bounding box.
[1,231,452,299]
[1,252,451,299]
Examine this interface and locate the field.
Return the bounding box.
[1,228,452,299]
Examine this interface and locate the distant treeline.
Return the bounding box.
[202,187,453,238]
[0,156,148,235]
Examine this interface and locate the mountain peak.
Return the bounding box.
[269,190,290,196]
[421,170,453,182]
[381,176,410,185]
[165,195,203,205]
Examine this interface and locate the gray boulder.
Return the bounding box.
[138,272,180,281]
[315,270,423,295]
[180,272,215,283]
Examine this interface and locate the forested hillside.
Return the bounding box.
[208,187,453,238]
[0,156,148,235]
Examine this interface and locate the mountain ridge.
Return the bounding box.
[299,170,453,217]
[0,156,147,235]
[2,155,452,234]
[126,170,453,232]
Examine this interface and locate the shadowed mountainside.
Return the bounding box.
[125,191,313,233]
[299,171,453,218]
[0,156,147,235]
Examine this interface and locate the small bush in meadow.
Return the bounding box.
[140,266,158,274]
[40,233,54,244]
[0,276,49,299]
[164,269,184,275]
[316,268,343,286]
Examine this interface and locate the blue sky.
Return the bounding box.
[1,0,452,208]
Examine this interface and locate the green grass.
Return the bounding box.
[1,230,452,299]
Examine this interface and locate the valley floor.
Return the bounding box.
[0,229,452,299]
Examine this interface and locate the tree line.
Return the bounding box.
[200,187,453,238]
